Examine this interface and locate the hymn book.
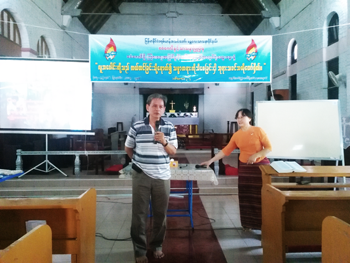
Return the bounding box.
[270,161,307,173]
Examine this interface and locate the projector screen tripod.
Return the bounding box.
[17,134,68,177]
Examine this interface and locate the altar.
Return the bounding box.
[147,111,199,134]
[163,113,199,134]
[163,116,199,126]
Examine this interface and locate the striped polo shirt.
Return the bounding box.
[125,116,178,180]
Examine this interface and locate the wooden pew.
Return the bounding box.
[0,224,52,263]
[322,216,350,263]
[260,165,350,186]
[0,188,96,263]
[260,165,350,263]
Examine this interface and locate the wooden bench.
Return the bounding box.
[0,224,52,263]
[260,165,350,263]
[0,188,96,263]
[322,216,350,262]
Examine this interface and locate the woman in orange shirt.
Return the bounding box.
[201,108,272,230]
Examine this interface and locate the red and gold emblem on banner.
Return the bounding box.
[104,38,117,60]
[246,39,258,61]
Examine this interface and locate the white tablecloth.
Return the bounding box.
[120,164,218,185]
[0,169,23,175]
[170,164,218,185]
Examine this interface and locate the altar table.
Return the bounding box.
[162,117,199,126]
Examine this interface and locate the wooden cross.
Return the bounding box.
[170,100,175,110]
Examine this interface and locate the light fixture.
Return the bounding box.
[166,11,180,18]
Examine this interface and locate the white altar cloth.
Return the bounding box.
[120,164,218,185]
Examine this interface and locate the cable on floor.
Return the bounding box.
[95,232,131,241]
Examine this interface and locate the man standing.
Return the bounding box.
[125,93,178,263]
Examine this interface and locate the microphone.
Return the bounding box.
[154,120,160,144]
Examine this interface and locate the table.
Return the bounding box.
[169,164,218,228]
[120,164,217,228]
[170,164,218,185]
[260,165,350,263]
[0,169,23,183]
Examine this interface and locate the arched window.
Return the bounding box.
[37,36,50,58]
[328,13,339,46]
[0,9,21,45]
[291,41,297,64]
[288,39,298,100]
[327,57,339,99]
[0,9,21,57]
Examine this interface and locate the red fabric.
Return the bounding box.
[225,164,238,176]
[105,164,123,172]
[175,125,190,134]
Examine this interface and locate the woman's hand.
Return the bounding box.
[200,151,226,168]
[247,153,259,164]
[200,161,212,168]
[247,148,271,164]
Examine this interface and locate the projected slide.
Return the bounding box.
[0,59,92,131]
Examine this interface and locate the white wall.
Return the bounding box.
[92,84,140,132]
[249,0,350,150]
[0,0,89,59]
[203,83,248,133]
[251,0,350,118]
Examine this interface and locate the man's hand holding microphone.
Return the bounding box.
[153,120,167,146]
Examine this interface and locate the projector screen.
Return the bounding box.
[0,59,92,132]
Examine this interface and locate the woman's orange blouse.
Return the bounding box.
[221,126,272,163]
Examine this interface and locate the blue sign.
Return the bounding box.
[89,35,272,83]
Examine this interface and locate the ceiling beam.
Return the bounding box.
[225,0,262,35]
[61,0,82,16]
[259,0,280,18]
[218,0,233,14]
[110,0,123,13]
[82,0,111,28]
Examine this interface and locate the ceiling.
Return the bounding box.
[63,0,281,35]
